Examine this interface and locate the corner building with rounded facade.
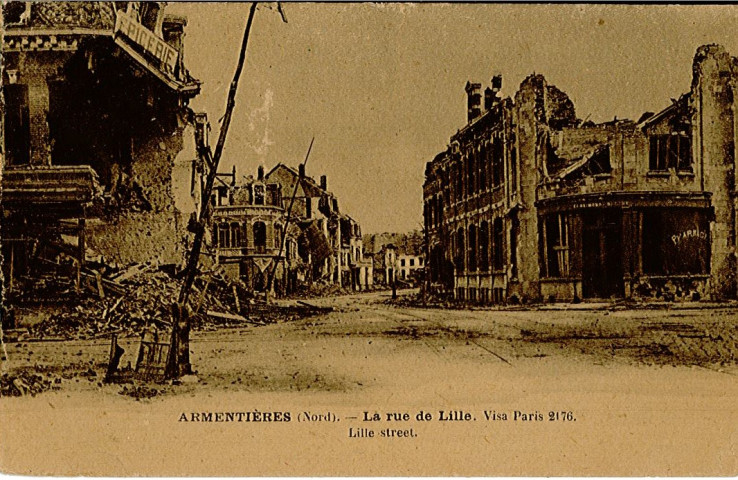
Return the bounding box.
[423,45,738,303]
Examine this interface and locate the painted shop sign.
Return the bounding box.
[671,228,708,245]
[539,194,709,212]
[115,11,178,72]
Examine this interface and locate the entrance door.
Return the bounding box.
[582,210,623,299]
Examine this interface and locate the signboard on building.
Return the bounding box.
[115,11,178,72]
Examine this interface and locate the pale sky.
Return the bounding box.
[168,2,738,234]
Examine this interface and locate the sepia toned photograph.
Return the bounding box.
[1,1,737,476]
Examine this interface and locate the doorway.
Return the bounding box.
[582,209,623,299]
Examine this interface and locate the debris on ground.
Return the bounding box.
[1,371,61,397]
[118,384,162,400]
[290,282,356,299]
[21,262,322,340]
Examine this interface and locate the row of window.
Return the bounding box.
[399,257,423,267]
[451,137,510,201]
[649,134,692,172]
[425,134,520,230]
[540,209,709,279]
[214,221,281,252]
[452,218,510,273]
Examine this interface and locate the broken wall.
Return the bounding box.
[693,44,738,299]
[86,117,199,265]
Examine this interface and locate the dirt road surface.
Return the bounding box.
[2,291,737,475]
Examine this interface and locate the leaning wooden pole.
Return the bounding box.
[265,137,314,300]
[167,2,258,379]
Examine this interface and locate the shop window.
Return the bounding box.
[642,209,709,275]
[544,214,569,277]
[4,84,30,165]
[649,134,691,172]
[493,218,504,271]
[479,221,489,271]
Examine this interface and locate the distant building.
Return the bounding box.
[397,254,424,281]
[208,163,373,293]
[382,244,398,285]
[424,45,738,303]
[210,166,301,294]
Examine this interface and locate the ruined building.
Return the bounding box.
[423,45,738,303]
[2,2,203,296]
[209,165,302,295]
[208,163,373,293]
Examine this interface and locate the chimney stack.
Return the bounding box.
[320,175,327,190]
[465,81,482,123]
[298,164,305,178]
[257,165,264,180]
[484,87,494,110]
[484,75,503,111]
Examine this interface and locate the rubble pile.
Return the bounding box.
[0,371,61,397]
[25,262,321,340]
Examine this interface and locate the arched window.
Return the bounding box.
[253,221,267,253]
[493,217,504,270]
[468,225,477,271]
[479,221,489,271]
[456,228,465,271]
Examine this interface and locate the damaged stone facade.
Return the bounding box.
[424,45,738,303]
[209,165,302,295]
[208,163,372,293]
[265,164,372,291]
[2,2,203,298]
